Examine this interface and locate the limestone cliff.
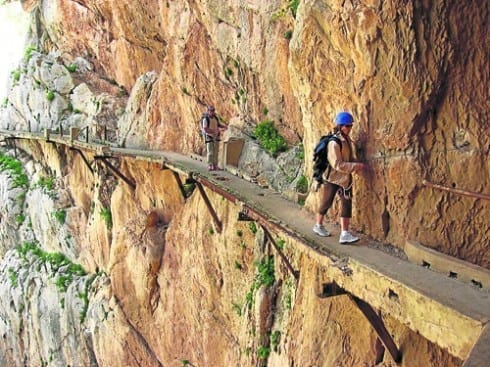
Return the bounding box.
[0,0,488,366]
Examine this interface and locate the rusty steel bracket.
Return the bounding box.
[94,155,136,190]
[194,181,222,233]
[238,210,254,221]
[318,282,347,298]
[3,137,18,157]
[171,170,189,200]
[262,225,300,280]
[69,147,94,174]
[349,295,402,364]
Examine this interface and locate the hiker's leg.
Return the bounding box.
[206,141,213,166]
[315,213,324,226]
[339,187,353,231]
[212,141,219,167]
[340,217,350,231]
[317,182,337,224]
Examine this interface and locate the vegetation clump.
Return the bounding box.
[244,256,275,310]
[100,207,112,229]
[16,241,87,293]
[253,120,287,157]
[0,152,29,189]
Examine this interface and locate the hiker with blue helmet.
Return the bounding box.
[201,105,227,171]
[313,111,366,244]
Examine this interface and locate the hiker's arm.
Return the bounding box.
[218,119,227,131]
[327,141,358,174]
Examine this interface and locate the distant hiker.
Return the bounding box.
[312,111,366,244]
[201,105,227,171]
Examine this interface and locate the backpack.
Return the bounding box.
[312,133,342,184]
[200,113,212,141]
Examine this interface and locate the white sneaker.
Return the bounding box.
[339,231,360,244]
[313,224,331,237]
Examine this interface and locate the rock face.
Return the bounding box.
[0,0,487,366]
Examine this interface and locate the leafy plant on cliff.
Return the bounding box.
[256,256,275,287]
[0,151,29,189]
[46,90,55,102]
[288,0,300,18]
[270,330,281,352]
[8,268,18,288]
[257,345,270,360]
[15,241,87,296]
[100,207,113,230]
[36,175,55,191]
[53,209,66,224]
[78,272,100,323]
[35,175,57,199]
[253,120,287,157]
[283,277,293,310]
[295,174,308,194]
[65,63,77,73]
[24,45,36,62]
[244,256,276,310]
[11,69,21,82]
[15,213,25,226]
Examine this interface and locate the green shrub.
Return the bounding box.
[253,120,287,156]
[257,345,270,359]
[15,241,87,294]
[53,209,66,224]
[24,45,36,62]
[256,256,275,287]
[37,176,55,190]
[15,213,25,226]
[288,0,300,18]
[271,330,281,351]
[0,152,29,188]
[12,69,21,82]
[249,221,257,234]
[8,268,18,287]
[66,64,77,72]
[284,30,293,39]
[295,175,308,193]
[46,90,55,102]
[100,207,112,229]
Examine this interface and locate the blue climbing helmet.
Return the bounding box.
[334,112,354,126]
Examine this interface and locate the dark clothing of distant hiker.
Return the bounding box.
[201,105,227,171]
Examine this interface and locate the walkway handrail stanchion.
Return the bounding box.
[104,126,107,142]
[59,123,63,137]
[85,126,89,143]
[27,120,31,132]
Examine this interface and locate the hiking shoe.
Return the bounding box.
[339,231,360,244]
[313,224,330,237]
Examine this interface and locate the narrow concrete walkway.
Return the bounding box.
[1,129,489,364]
